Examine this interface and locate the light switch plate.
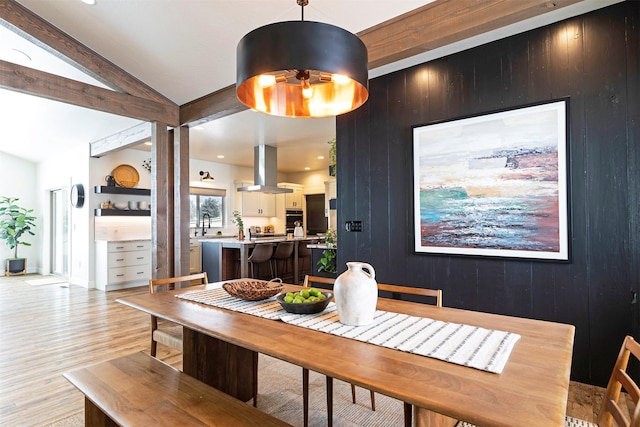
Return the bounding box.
[345,220,362,232]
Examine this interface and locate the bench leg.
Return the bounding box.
[84,398,118,427]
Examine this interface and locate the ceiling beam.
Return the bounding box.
[180,84,246,128]
[359,0,583,69]
[0,0,176,107]
[177,0,585,126]
[0,60,179,126]
[90,122,152,157]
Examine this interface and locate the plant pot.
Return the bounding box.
[328,165,336,177]
[6,258,26,275]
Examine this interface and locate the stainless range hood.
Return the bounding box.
[237,145,293,194]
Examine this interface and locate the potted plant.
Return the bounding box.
[317,228,337,276]
[231,211,244,240]
[0,196,36,275]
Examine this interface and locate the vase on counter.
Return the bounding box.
[334,262,377,325]
[238,229,244,241]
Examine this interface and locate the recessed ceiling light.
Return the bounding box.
[81,0,96,5]
[304,167,310,170]
[144,141,152,146]
[217,155,224,159]
[317,156,324,159]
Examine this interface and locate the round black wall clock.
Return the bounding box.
[70,183,85,208]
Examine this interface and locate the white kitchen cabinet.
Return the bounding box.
[237,182,276,217]
[190,240,202,273]
[282,184,304,209]
[95,240,151,291]
[325,179,336,216]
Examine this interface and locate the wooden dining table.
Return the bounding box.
[117,281,575,427]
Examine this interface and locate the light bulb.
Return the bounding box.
[258,74,277,88]
[302,85,314,99]
[332,74,350,85]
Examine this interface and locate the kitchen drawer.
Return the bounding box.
[108,241,151,252]
[108,265,151,284]
[107,250,150,267]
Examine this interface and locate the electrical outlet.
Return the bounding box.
[345,220,362,232]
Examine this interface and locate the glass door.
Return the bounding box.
[50,188,69,277]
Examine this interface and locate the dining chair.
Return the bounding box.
[149,272,209,357]
[457,334,640,427]
[301,275,442,427]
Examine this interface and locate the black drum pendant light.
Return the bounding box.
[236,0,368,118]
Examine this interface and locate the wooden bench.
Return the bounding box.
[64,351,291,427]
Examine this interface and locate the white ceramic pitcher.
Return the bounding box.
[334,262,377,325]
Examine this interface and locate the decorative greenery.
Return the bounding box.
[328,138,336,176]
[231,211,244,230]
[0,197,37,259]
[317,228,337,273]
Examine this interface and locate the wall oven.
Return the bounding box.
[285,209,303,233]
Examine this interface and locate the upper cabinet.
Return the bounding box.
[280,183,304,209]
[236,182,276,217]
[325,179,336,216]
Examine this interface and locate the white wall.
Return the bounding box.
[37,143,91,285]
[286,169,332,195]
[0,152,39,275]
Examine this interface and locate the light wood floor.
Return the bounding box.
[0,274,603,426]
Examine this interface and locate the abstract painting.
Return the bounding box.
[413,99,569,260]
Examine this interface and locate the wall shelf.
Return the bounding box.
[94,209,151,217]
[94,185,150,196]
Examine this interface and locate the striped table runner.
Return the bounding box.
[176,288,520,374]
[176,288,285,320]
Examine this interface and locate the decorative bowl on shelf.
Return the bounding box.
[222,278,283,301]
[276,291,333,314]
[112,164,140,188]
[112,202,128,210]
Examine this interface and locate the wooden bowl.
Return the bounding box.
[222,279,283,301]
[276,292,333,314]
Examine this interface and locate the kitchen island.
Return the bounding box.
[202,236,321,283]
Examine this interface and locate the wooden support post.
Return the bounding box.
[151,122,172,280]
[174,125,190,277]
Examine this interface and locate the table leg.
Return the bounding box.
[413,406,458,427]
[182,327,257,402]
[85,397,117,426]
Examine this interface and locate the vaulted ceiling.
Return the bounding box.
[0,0,620,172]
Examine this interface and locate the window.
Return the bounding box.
[189,187,226,228]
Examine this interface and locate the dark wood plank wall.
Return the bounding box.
[336,1,640,386]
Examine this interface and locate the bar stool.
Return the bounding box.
[297,242,312,284]
[270,241,294,281]
[248,244,273,279]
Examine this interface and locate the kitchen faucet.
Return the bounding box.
[202,213,211,236]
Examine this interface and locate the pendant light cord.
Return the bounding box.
[297,0,308,21]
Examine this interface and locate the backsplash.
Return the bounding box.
[95,217,151,241]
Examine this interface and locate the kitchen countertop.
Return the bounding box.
[201,236,322,246]
[191,235,237,242]
[306,243,336,249]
